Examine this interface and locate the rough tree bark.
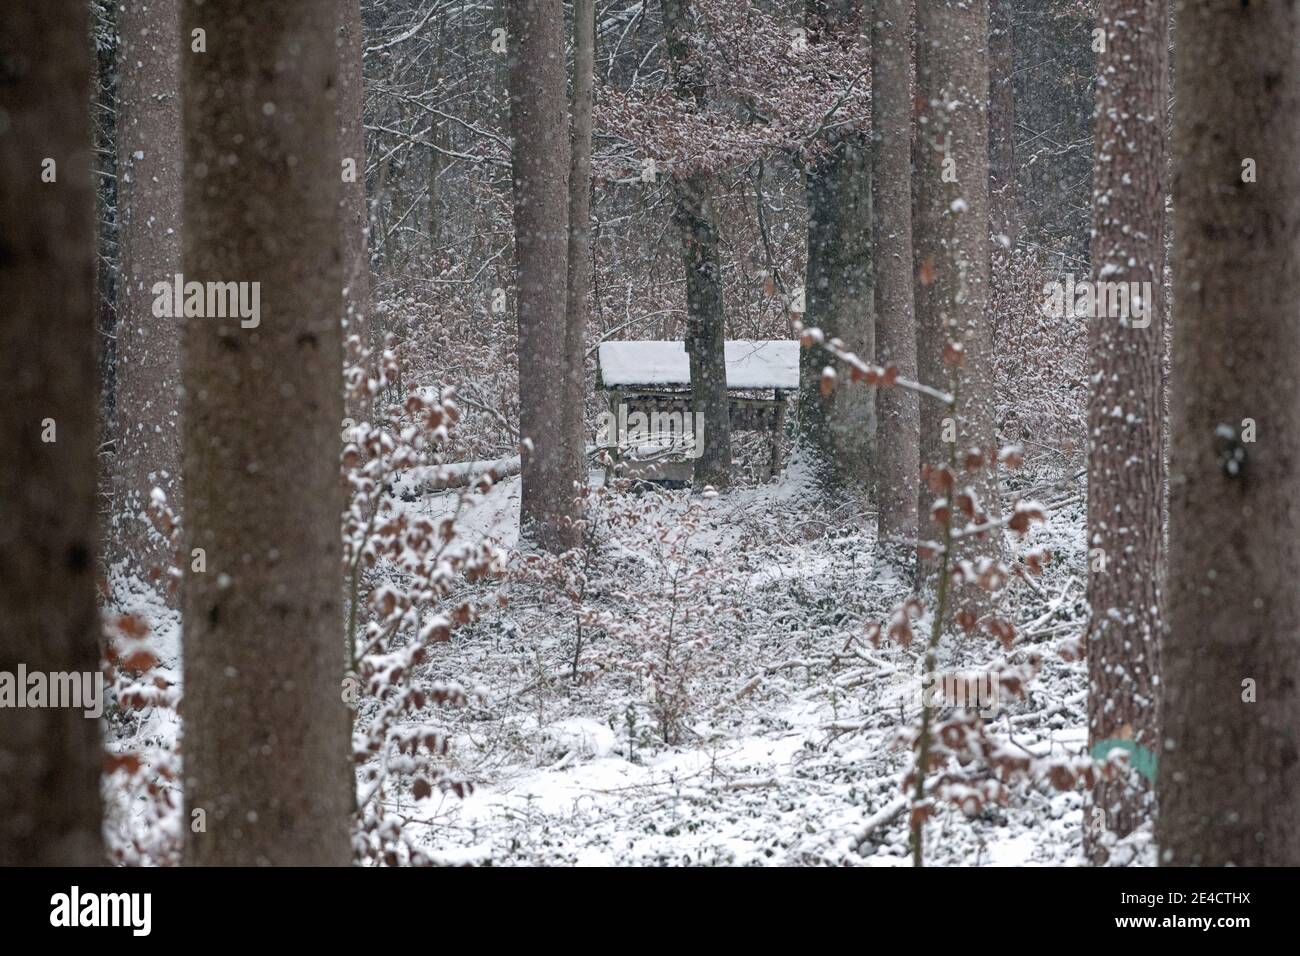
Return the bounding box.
[913,0,1000,580]
[663,0,731,490]
[563,0,595,533]
[509,0,577,547]
[181,0,352,866]
[112,0,183,591]
[0,0,105,865]
[1083,0,1166,866]
[1158,0,1300,867]
[799,0,874,495]
[871,0,919,556]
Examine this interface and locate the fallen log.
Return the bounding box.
[393,455,522,499]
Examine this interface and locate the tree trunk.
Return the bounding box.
[801,138,875,493]
[677,173,733,489]
[427,13,446,255]
[987,0,1015,357]
[112,0,183,593]
[913,0,999,579]
[181,0,352,866]
[92,33,119,470]
[872,0,919,556]
[339,0,372,363]
[663,0,731,490]
[0,0,105,866]
[509,0,576,547]
[563,0,595,528]
[800,0,874,495]
[1083,0,1166,866]
[1159,0,1300,867]
[987,0,1015,261]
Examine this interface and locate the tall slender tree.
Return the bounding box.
[1083,0,1166,865]
[663,0,731,490]
[112,0,183,590]
[339,0,371,361]
[799,0,874,495]
[987,0,1015,363]
[509,0,577,546]
[987,0,1015,264]
[564,0,595,526]
[426,10,449,253]
[1159,0,1300,866]
[913,0,999,579]
[0,0,104,865]
[872,0,919,556]
[181,0,352,866]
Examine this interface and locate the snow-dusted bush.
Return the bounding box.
[343,335,506,865]
[101,493,183,866]
[512,482,744,748]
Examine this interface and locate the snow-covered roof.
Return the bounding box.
[597,339,799,390]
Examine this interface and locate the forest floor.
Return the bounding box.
[387,463,1151,867]
[104,461,1156,866]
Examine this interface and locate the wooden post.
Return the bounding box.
[768,389,787,480]
[605,386,623,482]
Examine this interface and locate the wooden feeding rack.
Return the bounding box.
[595,339,797,484]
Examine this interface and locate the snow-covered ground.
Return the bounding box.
[103,462,1155,867]
[380,466,1141,866]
